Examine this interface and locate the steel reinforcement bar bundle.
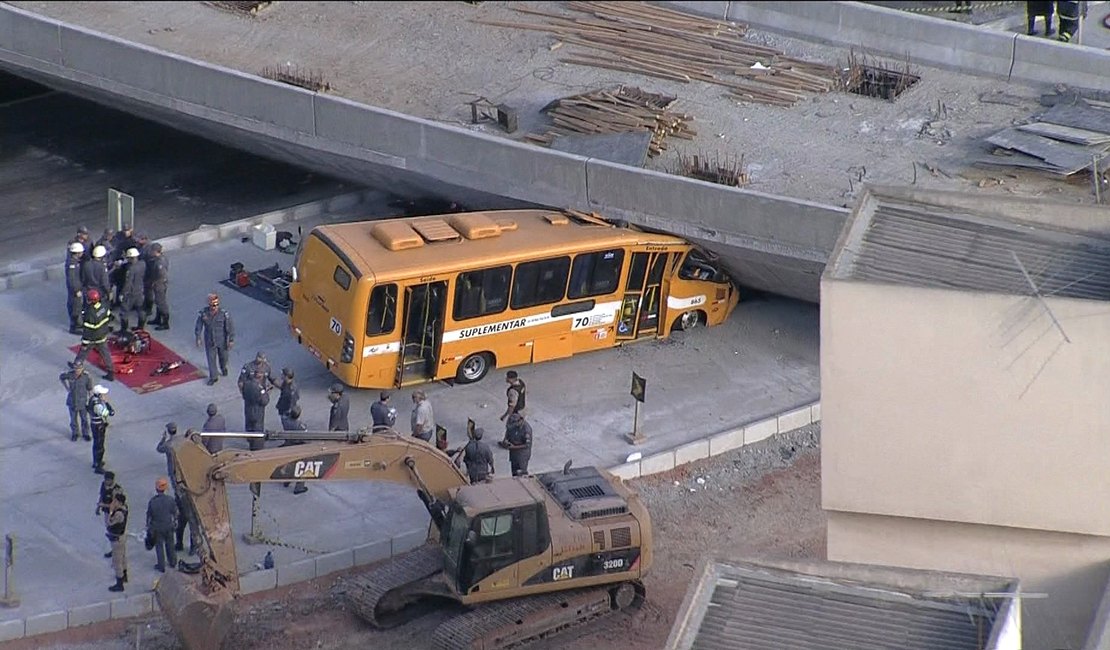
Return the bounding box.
[473,1,839,107]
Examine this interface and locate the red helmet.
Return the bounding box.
[85,288,101,302]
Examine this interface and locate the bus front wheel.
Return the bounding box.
[674,310,704,332]
[456,352,493,384]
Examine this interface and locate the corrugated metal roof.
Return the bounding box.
[835,198,1110,300]
[690,568,997,650]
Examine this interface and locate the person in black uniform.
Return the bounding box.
[275,367,300,419]
[454,426,495,484]
[65,242,85,333]
[281,404,309,495]
[328,383,350,431]
[1026,1,1055,35]
[370,391,397,431]
[81,245,112,302]
[1055,0,1081,42]
[60,360,93,441]
[76,288,116,381]
[195,294,235,385]
[96,470,124,559]
[117,248,146,331]
[241,368,270,449]
[143,243,170,330]
[238,351,276,392]
[499,412,533,476]
[201,403,226,454]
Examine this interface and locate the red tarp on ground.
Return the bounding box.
[69,333,205,394]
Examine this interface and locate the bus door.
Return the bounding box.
[616,252,673,341]
[397,281,447,386]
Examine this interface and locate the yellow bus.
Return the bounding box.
[288,209,738,388]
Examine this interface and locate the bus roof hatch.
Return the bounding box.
[371,221,424,251]
[448,213,504,240]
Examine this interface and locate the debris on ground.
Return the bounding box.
[980,99,1110,176]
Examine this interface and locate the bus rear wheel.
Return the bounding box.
[674,310,704,332]
[456,352,493,384]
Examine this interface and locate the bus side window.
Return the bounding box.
[569,249,625,299]
[455,266,511,320]
[511,257,570,309]
[366,284,397,336]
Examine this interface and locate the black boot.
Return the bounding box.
[155,314,169,331]
[104,550,113,558]
[109,577,124,592]
[123,570,128,583]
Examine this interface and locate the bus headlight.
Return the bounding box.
[340,333,355,364]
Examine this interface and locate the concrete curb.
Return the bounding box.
[0,401,819,641]
[607,401,821,481]
[0,188,380,293]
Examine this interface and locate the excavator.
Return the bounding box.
[156,428,652,649]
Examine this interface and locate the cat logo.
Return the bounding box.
[552,565,574,581]
[293,460,324,478]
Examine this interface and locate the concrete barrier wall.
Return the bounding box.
[710,1,1110,91]
[0,3,849,302]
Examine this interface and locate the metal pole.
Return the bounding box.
[1,534,20,607]
[243,483,264,544]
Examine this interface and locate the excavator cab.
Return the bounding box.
[442,492,550,597]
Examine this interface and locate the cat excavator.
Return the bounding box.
[156,428,652,650]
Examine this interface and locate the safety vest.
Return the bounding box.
[107,503,128,537]
[508,380,526,413]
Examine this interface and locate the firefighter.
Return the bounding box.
[75,288,116,382]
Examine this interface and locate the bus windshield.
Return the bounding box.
[442,504,470,586]
[679,248,727,283]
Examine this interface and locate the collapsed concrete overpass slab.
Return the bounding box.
[0,3,847,303]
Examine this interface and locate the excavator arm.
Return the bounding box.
[159,428,469,650]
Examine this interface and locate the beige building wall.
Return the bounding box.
[828,511,1110,650]
[821,278,1110,646]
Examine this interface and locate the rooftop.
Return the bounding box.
[667,557,1019,650]
[828,186,1110,300]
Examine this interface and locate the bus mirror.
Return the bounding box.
[290,266,298,282]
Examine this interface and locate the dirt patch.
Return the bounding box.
[35,423,822,650]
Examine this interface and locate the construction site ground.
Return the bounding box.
[19,424,823,650]
[12,0,1103,207]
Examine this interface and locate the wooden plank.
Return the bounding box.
[1016,122,1110,146]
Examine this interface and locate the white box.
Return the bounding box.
[252,223,276,251]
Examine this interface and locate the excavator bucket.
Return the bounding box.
[154,571,235,650]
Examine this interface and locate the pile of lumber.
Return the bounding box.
[524,86,693,158]
[473,1,838,108]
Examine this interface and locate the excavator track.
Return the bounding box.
[346,544,446,628]
[431,581,646,650]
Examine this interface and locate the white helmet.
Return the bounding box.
[92,245,107,259]
[68,242,85,254]
[125,247,140,259]
[92,384,109,395]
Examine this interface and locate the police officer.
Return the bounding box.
[454,426,495,484]
[65,242,85,333]
[156,422,179,488]
[117,248,146,331]
[499,412,533,476]
[201,403,226,454]
[500,370,527,422]
[81,245,112,301]
[195,294,235,385]
[370,391,397,431]
[69,225,91,258]
[281,404,309,495]
[275,367,300,419]
[106,492,128,592]
[97,471,124,558]
[108,225,136,305]
[87,384,115,474]
[146,478,177,573]
[328,383,350,431]
[60,360,93,441]
[241,369,270,443]
[238,351,276,392]
[76,288,116,382]
[144,242,170,330]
